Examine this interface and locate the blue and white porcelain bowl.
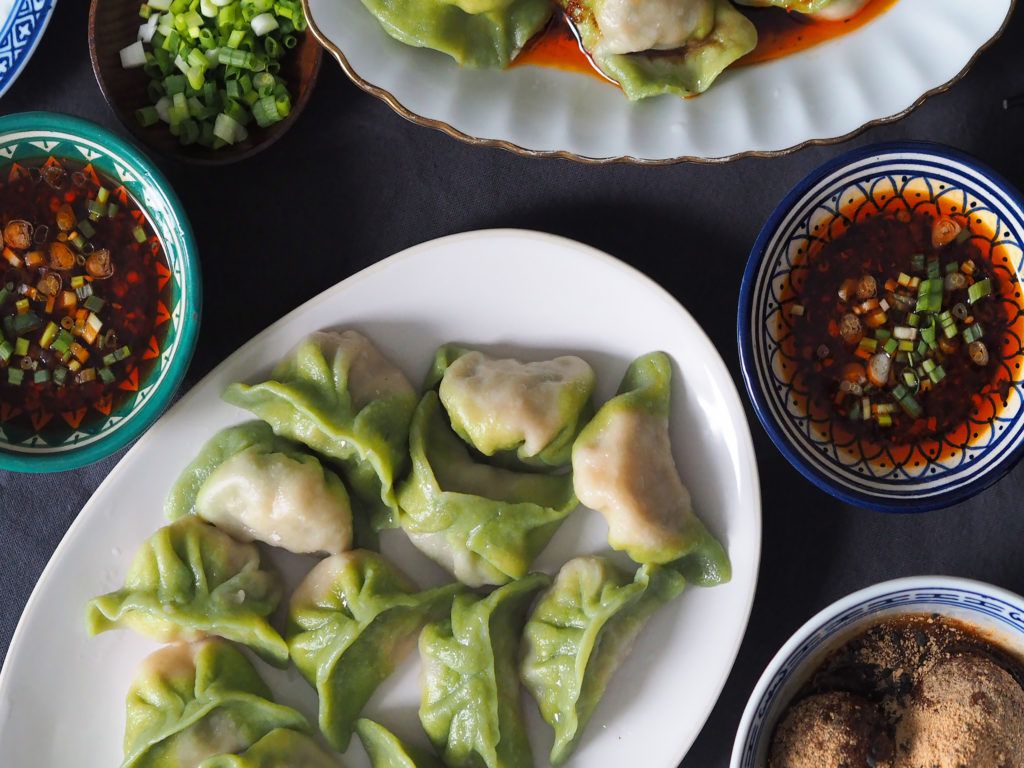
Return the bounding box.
[730,577,1024,768]
[738,142,1024,512]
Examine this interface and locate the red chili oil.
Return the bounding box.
[787,208,1018,452]
[0,158,170,435]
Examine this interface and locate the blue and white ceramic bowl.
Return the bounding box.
[739,142,1024,512]
[730,577,1024,768]
[0,0,57,99]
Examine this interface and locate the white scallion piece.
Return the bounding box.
[154,96,171,123]
[147,0,172,9]
[138,14,159,43]
[213,113,242,144]
[199,0,218,16]
[119,41,147,69]
[250,12,279,36]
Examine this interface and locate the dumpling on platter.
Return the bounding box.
[86,517,289,666]
[287,551,465,752]
[561,0,757,100]
[223,330,417,530]
[571,352,730,586]
[397,391,578,587]
[520,557,685,765]
[419,574,550,768]
[166,421,353,556]
[356,719,445,768]
[733,0,870,20]
[428,344,595,468]
[197,729,342,768]
[358,0,553,68]
[120,640,309,768]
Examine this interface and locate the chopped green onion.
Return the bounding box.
[98,367,116,384]
[8,367,23,385]
[962,323,985,344]
[0,339,12,362]
[133,225,148,243]
[968,278,992,304]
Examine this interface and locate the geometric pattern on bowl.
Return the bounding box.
[741,143,1024,511]
[0,114,199,471]
[0,0,58,100]
[732,578,1024,768]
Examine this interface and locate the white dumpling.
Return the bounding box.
[439,351,594,460]
[322,329,415,410]
[573,403,692,563]
[195,446,353,555]
[809,0,869,20]
[590,0,715,55]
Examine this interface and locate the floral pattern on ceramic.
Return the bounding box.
[741,144,1024,511]
[0,0,57,99]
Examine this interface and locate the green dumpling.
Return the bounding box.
[419,574,550,768]
[733,0,855,14]
[428,344,595,468]
[287,550,464,752]
[223,330,417,530]
[397,392,578,587]
[520,557,686,765]
[86,517,289,665]
[197,729,342,767]
[564,0,756,100]
[571,352,730,585]
[121,640,309,768]
[356,719,445,768]
[360,0,552,68]
[165,421,353,555]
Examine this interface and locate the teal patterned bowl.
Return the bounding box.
[0,112,200,473]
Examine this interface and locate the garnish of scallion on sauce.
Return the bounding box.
[790,209,1010,443]
[120,0,307,148]
[0,159,165,424]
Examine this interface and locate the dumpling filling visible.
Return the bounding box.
[438,348,594,465]
[195,446,353,555]
[573,401,693,563]
[590,0,714,55]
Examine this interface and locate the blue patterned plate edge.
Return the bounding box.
[738,141,1024,513]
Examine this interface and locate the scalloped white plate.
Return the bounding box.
[304,0,1013,162]
[0,231,760,768]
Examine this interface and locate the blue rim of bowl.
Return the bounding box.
[729,575,1024,768]
[0,111,201,473]
[0,0,58,101]
[737,140,1024,513]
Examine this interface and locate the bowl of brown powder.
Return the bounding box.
[731,577,1024,768]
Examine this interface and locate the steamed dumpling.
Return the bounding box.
[223,331,416,530]
[167,422,353,555]
[572,352,730,585]
[197,729,342,768]
[358,0,552,68]
[356,719,445,768]
[288,551,464,751]
[733,0,870,20]
[120,640,309,768]
[520,557,685,764]
[86,517,289,665]
[430,344,595,467]
[419,574,550,768]
[397,391,578,587]
[196,444,352,555]
[563,0,756,100]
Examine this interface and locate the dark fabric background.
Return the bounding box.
[1,3,1023,764]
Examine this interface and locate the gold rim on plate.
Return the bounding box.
[302,0,1018,165]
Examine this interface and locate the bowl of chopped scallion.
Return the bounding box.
[88,0,322,163]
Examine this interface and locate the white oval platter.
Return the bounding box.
[0,230,761,767]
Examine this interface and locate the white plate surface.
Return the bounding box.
[0,230,761,768]
[304,0,1013,162]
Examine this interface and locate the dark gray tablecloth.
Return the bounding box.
[2,3,1024,764]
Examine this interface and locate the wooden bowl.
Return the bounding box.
[88,0,322,165]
